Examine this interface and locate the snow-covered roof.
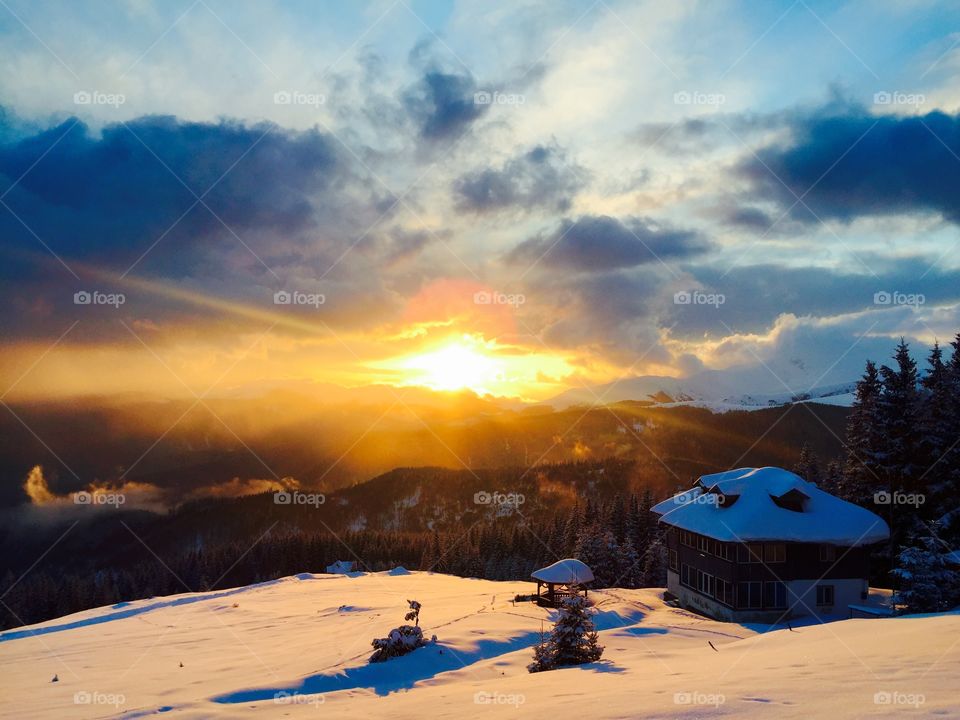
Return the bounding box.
[651,467,890,545]
[531,558,595,585]
[945,550,960,566]
[325,560,356,574]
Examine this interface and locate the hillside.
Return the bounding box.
[0,397,850,509]
[1,572,956,718]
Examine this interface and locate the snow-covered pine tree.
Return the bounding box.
[369,599,429,663]
[614,535,642,588]
[842,360,884,505]
[528,595,604,672]
[892,526,960,614]
[878,340,923,552]
[640,524,668,587]
[821,459,844,496]
[638,489,654,544]
[608,494,627,545]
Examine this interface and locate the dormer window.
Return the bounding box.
[771,487,809,512]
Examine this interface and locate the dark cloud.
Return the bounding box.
[723,206,777,231]
[0,114,410,340]
[664,259,960,339]
[0,115,341,271]
[506,215,711,272]
[453,144,586,213]
[403,70,487,141]
[743,108,960,223]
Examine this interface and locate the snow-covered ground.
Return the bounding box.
[1,571,957,718]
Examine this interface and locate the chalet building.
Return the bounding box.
[652,467,890,622]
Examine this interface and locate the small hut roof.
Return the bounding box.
[531,558,594,585]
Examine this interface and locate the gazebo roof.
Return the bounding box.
[531,558,594,585]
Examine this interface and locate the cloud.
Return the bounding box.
[24,465,55,504]
[21,464,166,513]
[521,268,672,366]
[0,112,411,341]
[742,108,960,224]
[506,214,711,272]
[453,143,586,213]
[403,69,488,141]
[0,115,341,269]
[665,259,960,338]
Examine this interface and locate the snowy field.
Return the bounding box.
[1,570,957,719]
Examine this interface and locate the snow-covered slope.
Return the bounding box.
[549,370,857,410]
[1,572,957,718]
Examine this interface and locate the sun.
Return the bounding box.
[401,339,503,394]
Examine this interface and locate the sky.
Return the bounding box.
[1,0,960,403]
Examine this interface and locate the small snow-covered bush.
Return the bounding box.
[528,595,603,673]
[369,599,429,663]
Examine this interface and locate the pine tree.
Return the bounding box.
[370,599,429,662]
[892,527,960,614]
[842,360,884,505]
[821,459,844,496]
[920,341,955,515]
[878,340,922,553]
[793,442,821,484]
[528,595,603,672]
[614,536,642,588]
[640,524,668,587]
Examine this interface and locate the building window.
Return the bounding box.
[737,581,762,609]
[680,563,689,586]
[816,585,835,607]
[669,549,678,571]
[717,543,732,561]
[698,571,715,598]
[698,536,710,553]
[763,543,786,563]
[716,578,735,606]
[764,581,787,609]
[738,543,762,563]
[819,544,836,562]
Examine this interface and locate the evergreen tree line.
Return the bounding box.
[793,334,960,612]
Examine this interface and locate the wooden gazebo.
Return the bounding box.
[531,558,594,607]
